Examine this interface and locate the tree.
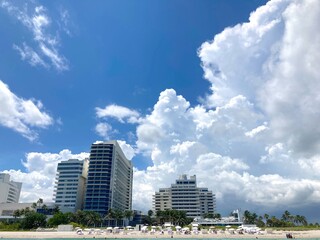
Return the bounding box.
[124,210,133,226]
[174,210,187,226]
[47,212,69,227]
[20,211,47,229]
[242,210,258,224]
[282,210,292,222]
[31,202,37,210]
[294,215,308,226]
[104,209,115,227]
[52,205,60,215]
[37,198,44,208]
[74,210,86,226]
[13,209,22,218]
[113,209,123,227]
[256,216,265,227]
[84,211,101,227]
[212,213,221,219]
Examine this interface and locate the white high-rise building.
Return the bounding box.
[153,174,216,218]
[0,173,22,203]
[53,158,88,213]
[84,141,133,216]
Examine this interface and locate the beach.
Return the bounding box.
[1,230,320,239]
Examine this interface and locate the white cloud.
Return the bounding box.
[3,150,89,203]
[95,122,112,140]
[245,124,269,138]
[4,0,320,218]
[131,0,320,216]
[0,80,53,140]
[96,104,140,123]
[13,43,48,68]
[1,1,69,71]
[118,140,136,160]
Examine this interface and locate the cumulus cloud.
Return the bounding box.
[96,104,140,123]
[0,80,53,140]
[3,150,89,203]
[118,140,136,160]
[130,0,320,216]
[1,1,69,71]
[5,0,320,218]
[95,122,113,140]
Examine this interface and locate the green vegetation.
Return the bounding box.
[1,199,318,231]
[243,210,314,228]
[144,209,193,226]
[0,198,135,230]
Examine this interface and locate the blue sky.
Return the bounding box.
[0,0,265,169]
[1,0,320,222]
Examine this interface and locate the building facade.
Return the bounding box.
[153,174,215,219]
[84,141,133,216]
[0,173,22,203]
[53,159,88,213]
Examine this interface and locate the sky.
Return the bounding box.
[1,0,320,222]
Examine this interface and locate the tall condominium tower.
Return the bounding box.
[84,141,133,216]
[53,159,88,213]
[0,173,22,203]
[153,174,216,218]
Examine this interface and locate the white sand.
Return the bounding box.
[0,230,320,239]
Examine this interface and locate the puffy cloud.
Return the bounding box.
[0,80,53,140]
[131,0,320,216]
[5,0,320,218]
[261,0,320,156]
[1,1,69,71]
[118,140,136,160]
[96,104,140,123]
[3,150,89,203]
[95,122,113,140]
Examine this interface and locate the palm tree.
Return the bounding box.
[175,211,187,226]
[243,210,251,224]
[31,202,37,210]
[147,210,153,218]
[282,210,291,222]
[105,208,115,227]
[124,210,133,226]
[163,209,171,224]
[13,209,22,218]
[52,205,60,214]
[294,215,308,226]
[85,211,101,227]
[113,209,123,227]
[74,210,86,225]
[156,210,164,225]
[37,198,44,208]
